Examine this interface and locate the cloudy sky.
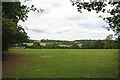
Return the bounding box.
[19,0,114,41]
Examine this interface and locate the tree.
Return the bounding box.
[2,18,28,51]
[2,2,43,22]
[93,40,104,49]
[31,42,41,49]
[105,34,113,40]
[2,2,42,51]
[70,0,120,48]
[45,43,59,49]
[81,40,95,49]
[104,34,113,49]
[2,2,28,51]
[71,43,79,49]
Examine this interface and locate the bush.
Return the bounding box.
[31,42,41,49]
[70,44,79,49]
[45,43,59,49]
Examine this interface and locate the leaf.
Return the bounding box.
[31,5,34,8]
[102,9,105,12]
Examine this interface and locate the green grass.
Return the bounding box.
[40,43,47,46]
[23,43,33,46]
[3,49,118,78]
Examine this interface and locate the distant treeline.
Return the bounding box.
[40,39,118,49]
[75,40,118,49]
[41,39,72,43]
[12,39,118,49]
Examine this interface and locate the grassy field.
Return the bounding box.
[3,49,118,78]
[24,42,47,46]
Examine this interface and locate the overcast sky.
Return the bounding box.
[19,0,114,41]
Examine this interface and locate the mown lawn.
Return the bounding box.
[3,49,118,78]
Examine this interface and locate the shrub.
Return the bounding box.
[31,42,41,49]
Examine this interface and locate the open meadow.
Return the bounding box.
[3,49,118,78]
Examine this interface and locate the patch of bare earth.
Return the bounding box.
[2,52,25,76]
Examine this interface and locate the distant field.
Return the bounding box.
[23,43,33,46]
[24,42,47,46]
[40,43,47,46]
[3,49,118,78]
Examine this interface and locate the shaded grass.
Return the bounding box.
[3,49,118,78]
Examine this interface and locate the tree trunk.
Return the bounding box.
[118,36,120,78]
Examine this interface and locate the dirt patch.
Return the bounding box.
[2,52,25,76]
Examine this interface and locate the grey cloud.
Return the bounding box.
[30,29,45,33]
[30,28,69,34]
[67,16,82,21]
[66,13,91,21]
[55,30,69,34]
[19,0,113,40]
[46,29,70,34]
[51,1,62,8]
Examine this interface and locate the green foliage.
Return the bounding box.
[44,42,80,49]
[17,43,29,48]
[81,40,95,49]
[24,39,118,49]
[105,34,113,40]
[2,18,28,51]
[31,42,41,49]
[77,40,117,49]
[2,18,16,51]
[104,35,118,49]
[45,43,59,49]
[70,43,79,49]
[2,2,28,51]
[2,2,26,22]
[93,40,104,49]
[2,2,43,22]
[2,2,42,51]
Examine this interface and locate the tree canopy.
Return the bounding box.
[2,2,42,51]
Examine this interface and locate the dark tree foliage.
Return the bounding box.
[93,40,104,49]
[77,39,117,49]
[70,44,79,49]
[31,42,41,49]
[104,34,113,49]
[17,43,29,48]
[45,43,59,49]
[81,40,95,49]
[2,2,42,51]
[2,2,43,22]
[2,2,28,51]
[2,2,27,22]
[2,18,29,51]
